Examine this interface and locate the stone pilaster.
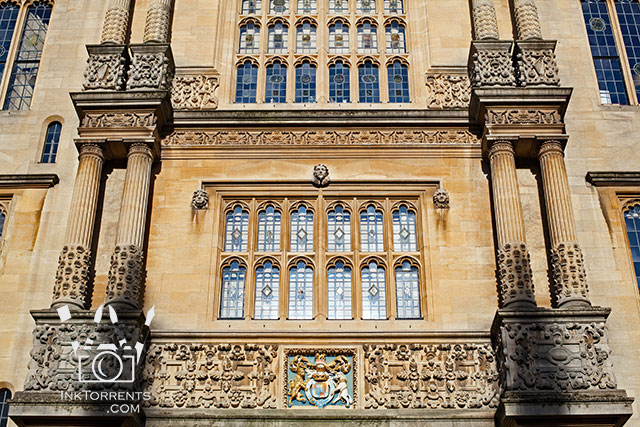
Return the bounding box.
[101,0,132,44]
[143,0,173,43]
[106,143,154,310]
[513,0,543,41]
[537,139,590,308]
[52,144,105,310]
[471,0,499,40]
[488,139,536,308]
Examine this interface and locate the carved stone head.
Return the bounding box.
[312,164,330,188]
[433,188,450,209]
[192,189,209,210]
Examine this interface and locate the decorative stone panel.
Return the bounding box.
[486,109,560,125]
[515,40,560,86]
[469,41,516,87]
[127,44,174,91]
[425,74,471,109]
[82,112,157,128]
[171,67,219,110]
[83,45,128,91]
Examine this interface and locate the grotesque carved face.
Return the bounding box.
[314,164,329,182]
[192,189,209,210]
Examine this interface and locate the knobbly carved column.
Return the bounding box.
[471,0,499,40]
[51,144,105,309]
[512,0,542,41]
[488,139,536,308]
[106,143,154,311]
[101,0,132,44]
[143,0,173,43]
[537,139,591,308]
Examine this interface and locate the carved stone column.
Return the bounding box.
[52,144,105,309]
[471,0,499,40]
[488,139,536,308]
[143,0,173,43]
[537,139,591,308]
[513,0,543,41]
[105,142,154,311]
[101,0,132,44]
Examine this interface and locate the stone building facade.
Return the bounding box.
[0,0,638,425]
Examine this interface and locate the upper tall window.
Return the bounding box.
[0,2,19,83]
[268,20,288,53]
[270,0,289,14]
[239,20,260,54]
[235,59,258,103]
[296,20,316,53]
[0,207,6,241]
[0,389,10,427]
[242,0,261,14]
[297,0,317,14]
[3,1,53,111]
[357,0,376,14]
[265,59,287,102]
[624,203,640,291]
[41,121,61,163]
[387,59,410,102]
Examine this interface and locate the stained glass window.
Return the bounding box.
[296,21,316,53]
[362,260,386,319]
[360,205,384,251]
[242,0,261,14]
[225,205,250,251]
[328,261,352,319]
[254,261,280,319]
[239,21,260,54]
[41,121,61,163]
[4,1,53,111]
[289,260,313,319]
[265,60,287,103]
[358,60,380,102]
[392,204,416,251]
[235,60,258,103]
[220,260,246,319]
[615,0,640,100]
[297,0,316,14]
[268,21,288,53]
[290,205,314,251]
[387,60,409,103]
[357,0,376,14]
[624,204,640,290]
[270,0,289,14]
[0,210,5,241]
[357,22,378,53]
[257,205,282,251]
[329,0,347,14]
[329,61,350,103]
[295,60,316,102]
[385,21,406,53]
[0,389,10,427]
[395,260,420,319]
[384,0,403,14]
[329,21,349,54]
[328,205,351,251]
[0,2,19,83]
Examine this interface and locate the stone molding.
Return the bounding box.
[515,40,560,87]
[471,0,499,40]
[171,68,220,110]
[425,74,471,109]
[469,41,516,87]
[106,244,145,310]
[81,112,157,128]
[486,109,560,125]
[586,171,640,187]
[0,174,59,189]
[550,242,590,308]
[83,45,128,91]
[51,245,92,309]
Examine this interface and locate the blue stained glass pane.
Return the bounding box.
[295,61,316,103]
[266,62,287,103]
[257,205,282,250]
[357,0,376,14]
[220,261,246,319]
[385,21,406,53]
[395,261,420,319]
[41,121,61,163]
[0,2,19,83]
[4,1,52,111]
[224,206,250,251]
[239,22,260,54]
[615,0,640,100]
[242,0,261,14]
[290,205,314,251]
[387,60,410,103]
[328,261,352,319]
[329,62,350,103]
[328,205,351,251]
[254,262,280,320]
[358,61,380,103]
[624,205,640,291]
[360,205,384,251]
[362,261,386,320]
[0,211,5,241]
[384,0,403,14]
[289,261,313,319]
[271,0,289,14]
[0,388,11,427]
[235,61,258,103]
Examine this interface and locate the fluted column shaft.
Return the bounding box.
[105,143,154,310]
[472,0,500,40]
[52,144,105,309]
[488,140,536,308]
[513,0,543,40]
[538,140,591,308]
[101,0,132,44]
[143,0,173,43]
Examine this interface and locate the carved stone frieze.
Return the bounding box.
[471,0,499,40]
[106,244,145,310]
[191,189,209,210]
[52,245,92,309]
[163,130,480,147]
[362,343,499,409]
[515,41,560,86]
[496,242,536,308]
[486,109,560,125]
[171,74,219,110]
[127,44,174,91]
[81,112,157,128]
[83,48,127,91]
[469,41,516,87]
[425,74,471,109]
[143,343,279,409]
[550,242,590,308]
[433,188,450,209]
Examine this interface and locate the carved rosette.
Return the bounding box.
[425,74,470,109]
[469,42,516,87]
[52,245,92,309]
[472,0,499,40]
[106,245,145,310]
[127,45,174,91]
[513,0,543,41]
[515,41,560,86]
[83,46,127,91]
[497,242,536,308]
[171,74,219,110]
[550,242,590,308]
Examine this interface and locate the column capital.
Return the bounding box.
[78,143,105,162]
[486,137,518,158]
[537,137,567,158]
[127,141,155,161]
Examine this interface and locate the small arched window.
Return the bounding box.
[384,0,403,14]
[385,21,406,53]
[0,2,20,83]
[361,260,386,319]
[270,0,289,14]
[268,20,288,53]
[220,260,247,319]
[289,260,313,319]
[41,121,61,163]
[387,59,409,103]
[357,0,376,14]
[257,204,282,251]
[329,21,349,54]
[357,21,377,53]
[235,60,258,103]
[290,204,314,251]
[242,0,261,14]
[395,259,420,319]
[294,60,316,103]
[297,0,316,14]
[266,60,287,103]
[624,203,640,291]
[239,21,260,54]
[392,204,416,251]
[0,388,10,427]
[329,0,346,14]
[254,260,280,320]
[224,205,250,251]
[328,204,351,251]
[296,21,316,54]
[360,204,384,251]
[328,260,352,319]
[329,60,350,103]
[358,60,380,103]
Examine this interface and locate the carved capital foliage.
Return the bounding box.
[171,73,219,110]
[469,42,516,87]
[497,242,536,308]
[486,109,560,125]
[52,245,92,309]
[550,242,591,308]
[81,112,157,128]
[106,244,145,310]
[515,42,560,86]
[425,74,470,109]
[127,45,174,91]
[83,48,128,91]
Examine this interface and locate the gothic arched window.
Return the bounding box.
[392,203,416,251]
[254,259,280,320]
[41,121,61,163]
[358,59,380,103]
[268,19,288,53]
[0,2,20,83]
[296,20,316,53]
[294,59,316,102]
[357,20,378,53]
[235,59,258,103]
[265,59,287,103]
[289,259,314,319]
[328,259,353,319]
[384,0,403,14]
[290,204,314,251]
[387,59,409,103]
[329,59,350,103]
[270,0,289,14]
[220,259,247,319]
[361,259,386,319]
[257,204,282,251]
[360,204,384,251]
[385,20,406,53]
[395,259,420,319]
[224,204,250,251]
[0,208,5,241]
[624,203,640,290]
[242,0,261,14]
[328,204,351,251]
[239,20,260,54]
[329,20,349,54]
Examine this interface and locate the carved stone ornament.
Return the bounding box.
[312,164,330,188]
[82,112,157,128]
[425,74,470,109]
[83,49,127,91]
[433,188,450,209]
[127,44,174,91]
[513,0,543,41]
[143,0,172,43]
[101,5,130,44]
[550,242,590,308]
[171,73,219,110]
[163,130,480,147]
[143,343,279,409]
[52,245,92,309]
[469,41,516,87]
[496,242,536,308]
[191,189,209,210]
[106,244,145,310]
[486,109,560,125]
[363,343,499,409]
[515,41,560,86]
[471,0,499,40]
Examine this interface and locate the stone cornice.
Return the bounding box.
[586,172,640,187]
[0,174,59,189]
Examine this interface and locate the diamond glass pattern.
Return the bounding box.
[328,261,352,319]
[360,205,384,251]
[290,205,314,251]
[255,262,280,319]
[362,261,386,319]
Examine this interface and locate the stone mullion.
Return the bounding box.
[317,195,327,320]
[488,140,536,308]
[51,144,105,310]
[512,0,542,41]
[281,198,290,319]
[101,0,132,44]
[143,0,173,43]
[538,140,591,308]
[352,198,361,320]
[471,0,499,40]
[246,199,257,320]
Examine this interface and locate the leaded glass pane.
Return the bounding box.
[239,22,260,54]
[258,205,281,251]
[290,205,314,251]
[270,0,289,14]
[266,61,287,103]
[4,1,52,111]
[0,2,19,83]
[357,0,376,14]
[254,262,280,319]
[0,389,10,427]
[289,261,313,319]
[392,205,417,251]
[329,0,347,14]
[358,61,380,102]
[384,0,403,14]
[357,22,377,53]
[0,211,5,241]
[329,22,349,54]
[297,0,317,14]
[296,22,316,53]
[235,61,258,103]
[328,205,351,250]
[328,261,352,319]
[395,260,420,319]
[295,61,316,102]
[242,0,261,14]
[387,60,409,102]
[385,22,406,53]
[360,205,384,251]
[225,206,250,251]
[268,22,288,53]
[329,61,350,103]
[615,0,640,100]
[41,121,61,163]
[220,261,246,319]
[362,261,386,319]
[624,204,640,290]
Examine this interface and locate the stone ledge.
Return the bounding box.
[586,172,640,187]
[0,174,59,189]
